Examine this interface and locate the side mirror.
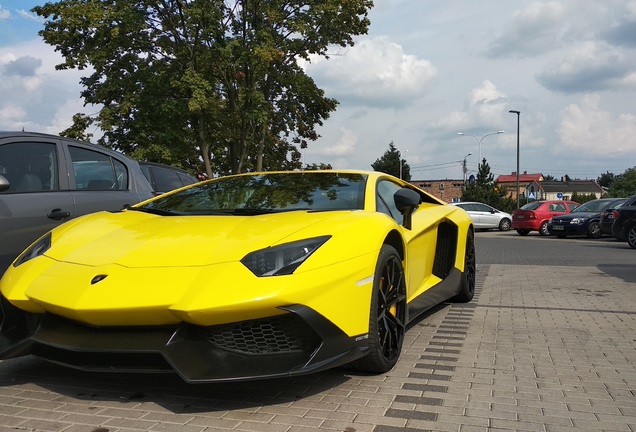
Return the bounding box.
[394,188,421,230]
[0,175,9,193]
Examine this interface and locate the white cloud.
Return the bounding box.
[16,9,44,23]
[558,94,636,156]
[311,127,358,157]
[0,6,10,21]
[303,37,438,108]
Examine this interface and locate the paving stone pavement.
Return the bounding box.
[0,247,634,431]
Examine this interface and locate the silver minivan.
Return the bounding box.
[0,131,155,276]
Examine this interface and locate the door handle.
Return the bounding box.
[47,209,71,221]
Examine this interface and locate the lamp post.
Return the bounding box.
[399,149,409,179]
[457,130,505,166]
[509,110,521,209]
[462,153,471,184]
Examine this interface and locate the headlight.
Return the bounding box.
[241,236,331,277]
[569,218,586,224]
[13,233,51,267]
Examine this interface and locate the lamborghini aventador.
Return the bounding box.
[0,170,475,383]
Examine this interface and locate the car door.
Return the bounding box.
[0,137,75,275]
[64,143,149,216]
[475,203,498,229]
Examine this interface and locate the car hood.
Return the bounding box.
[44,209,357,268]
[554,211,598,220]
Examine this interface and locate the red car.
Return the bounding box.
[512,200,580,236]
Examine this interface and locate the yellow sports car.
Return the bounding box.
[0,170,475,383]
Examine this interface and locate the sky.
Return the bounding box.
[1,1,635,181]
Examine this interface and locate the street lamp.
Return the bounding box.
[462,153,471,184]
[457,131,505,166]
[509,110,521,209]
[399,149,409,179]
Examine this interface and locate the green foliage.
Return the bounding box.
[607,167,636,197]
[570,192,598,204]
[597,171,617,189]
[33,0,373,176]
[371,141,411,181]
[462,159,516,213]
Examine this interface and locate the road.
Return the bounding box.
[0,230,634,432]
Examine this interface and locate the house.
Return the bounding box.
[534,180,603,201]
[495,171,543,201]
[410,179,464,203]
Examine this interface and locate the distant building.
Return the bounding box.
[495,171,543,202]
[411,179,464,203]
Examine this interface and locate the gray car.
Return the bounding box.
[0,131,155,276]
[451,201,512,231]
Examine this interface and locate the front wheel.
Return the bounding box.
[587,222,601,239]
[352,245,406,373]
[539,221,549,236]
[627,225,636,249]
[498,218,511,231]
[517,229,530,236]
[453,230,476,303]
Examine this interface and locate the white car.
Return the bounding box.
[451,201,512,231]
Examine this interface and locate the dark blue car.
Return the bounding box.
[548,198,626,239]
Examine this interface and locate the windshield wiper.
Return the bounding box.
[128,207,185,216]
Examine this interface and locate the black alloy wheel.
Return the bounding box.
[587,222,601,239]
[453,230,476,303]
[352,245,406,373]
[627,225,636,249]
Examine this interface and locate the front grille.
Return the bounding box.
[204,313,321,355]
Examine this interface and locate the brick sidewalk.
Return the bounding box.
[0,262,635,431]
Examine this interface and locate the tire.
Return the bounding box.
[352,245,406,373]
[587,222,601,239]
[517,229,530,236]
[539,221,549,236]
[453,230,476,303]
[498,218,511,231]
[627,225,636,249]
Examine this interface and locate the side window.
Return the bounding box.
[69,146,128,191]
[0,142,59,193]
[376,179,403,224]
[567,202,578,211]
[475,204,490,212]
[152,166,184,192]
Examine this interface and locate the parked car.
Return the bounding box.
[512,200,580,236]
[0,170,475,382]
[548,198,625,238]
[450,201,511,231]
[600,196,634,235]
[611,204,636,248]
[139,161,198,194]
[0,131,155,276]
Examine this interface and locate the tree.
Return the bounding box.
[462,158,515,213]
[608,167,636,197]
[371,141,411,181]
[597,171,617,189]
[543,174,556,181]
[33,0,373,176]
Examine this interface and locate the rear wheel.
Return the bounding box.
[539,221,549,236]
[587,222,601,239]
[498,218,511,231]
[517,229,530,236]
[353,245,406,373]
[453,230,475,303]
[627,225,636,249]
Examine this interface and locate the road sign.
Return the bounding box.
[556,192,563,199]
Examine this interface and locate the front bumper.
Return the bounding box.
[548,223,588,235]
[0,295,367,383]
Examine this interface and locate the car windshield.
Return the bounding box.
[135,172,367,215]
[572,200,616,213]
[520,201,542,211]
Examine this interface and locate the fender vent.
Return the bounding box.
[433,221,458,279]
